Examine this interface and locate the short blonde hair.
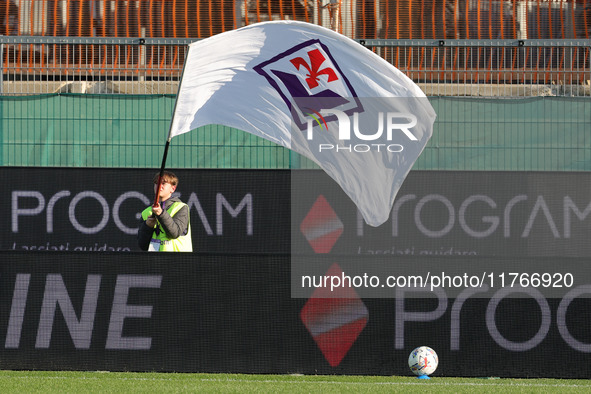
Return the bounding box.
[153,171,179,186]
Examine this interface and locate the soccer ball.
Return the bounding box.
[408,346,438,376]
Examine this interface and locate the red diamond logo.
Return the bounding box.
[300,263,369,367]
[300,195,343,253]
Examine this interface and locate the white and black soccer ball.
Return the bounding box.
[408,346,438,376]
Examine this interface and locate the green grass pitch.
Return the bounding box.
[0,371,589,393]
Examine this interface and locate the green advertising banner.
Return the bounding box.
[1,94,589,170]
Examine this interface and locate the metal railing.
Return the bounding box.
[365,39,591,96]
[0,37,192,95]
[1,36,590,96]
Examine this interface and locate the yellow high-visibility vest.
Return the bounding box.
[141,202,192,252]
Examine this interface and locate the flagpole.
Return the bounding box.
[153,43,193,208]
[152,138,172,207]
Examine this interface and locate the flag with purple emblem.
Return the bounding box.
[169,20,436,227]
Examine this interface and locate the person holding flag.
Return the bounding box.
[137,171,193,252]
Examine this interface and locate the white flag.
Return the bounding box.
[169,21,436,227]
